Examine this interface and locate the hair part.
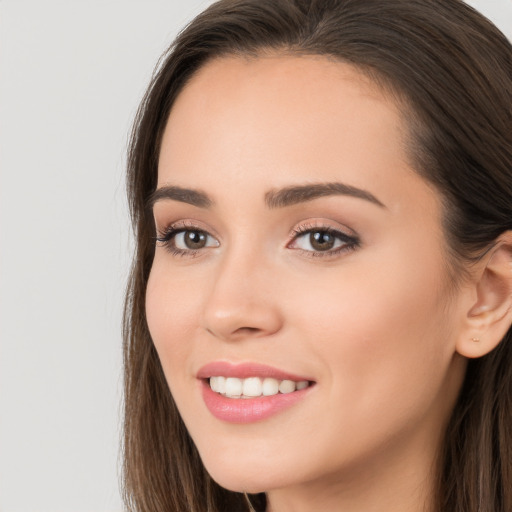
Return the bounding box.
[123,1,512,511]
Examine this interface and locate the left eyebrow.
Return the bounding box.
[264,182,386,209]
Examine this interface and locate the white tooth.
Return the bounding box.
[210,376,219,392]
[225,377,242,397]
[243,377,262,397]
[296,380,309,390]
[262,378,279,396]
[216,376,226,394]
[279,380,296,394]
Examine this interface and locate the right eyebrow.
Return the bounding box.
[147,185,213,209]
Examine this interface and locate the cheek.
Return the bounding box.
[289,244,455,423]
[145,260,201,375]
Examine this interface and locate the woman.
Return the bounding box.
[122,1,512,511]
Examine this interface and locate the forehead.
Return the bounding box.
[158,55,409,187]
[163,55,403,139]
[156,55,440,225]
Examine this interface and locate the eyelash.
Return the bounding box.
[155,222,360,259]
[155,221,214,258]
[289,224,360,258]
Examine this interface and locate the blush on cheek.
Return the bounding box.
[145,266,203,376]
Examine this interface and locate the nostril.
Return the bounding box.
[237,327,260,334]
[231,326,265,338]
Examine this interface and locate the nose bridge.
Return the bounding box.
[201,240,282,341]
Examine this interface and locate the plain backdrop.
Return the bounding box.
[0,1,510,511]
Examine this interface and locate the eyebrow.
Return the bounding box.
[148,181,385,210]
[147,185,212,209]
[265,182,385,209]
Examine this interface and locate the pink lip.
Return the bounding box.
[197,361,312,381]
[197,361,315,424]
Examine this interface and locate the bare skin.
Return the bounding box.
[146,55,512,512]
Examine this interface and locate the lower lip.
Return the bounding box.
[201,380,313,423]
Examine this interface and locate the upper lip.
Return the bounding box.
[197,361,313,382]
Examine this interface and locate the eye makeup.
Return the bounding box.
[288,223,360,258]
[155,220,220,258]
[155,218,360,261]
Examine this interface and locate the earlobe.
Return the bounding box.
[456,231,512,359]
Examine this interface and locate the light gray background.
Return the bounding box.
[0,1,510,511]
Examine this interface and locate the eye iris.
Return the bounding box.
[184,230,207,249]
[310,231,335,251]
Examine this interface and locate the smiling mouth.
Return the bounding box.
[200,364,315,422]
[209,376,312,398]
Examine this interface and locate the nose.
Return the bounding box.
[201,253,283,342]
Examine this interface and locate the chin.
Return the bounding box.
[200,451,297,494]
[209,473,279,495]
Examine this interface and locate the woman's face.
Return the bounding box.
[146,56,467,497]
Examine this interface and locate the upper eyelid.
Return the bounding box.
[289,227,359,246]
[289,219,358,238]
[154,219,359,245]
[155,219,219,238]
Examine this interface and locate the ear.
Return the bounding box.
[456,231,512,359]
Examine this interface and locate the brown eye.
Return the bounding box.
[180,230,208,250]
[156,226,220,254]
[290,227,359,255]
[309,231,335,251]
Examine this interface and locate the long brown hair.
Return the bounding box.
[122,1,512,510]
